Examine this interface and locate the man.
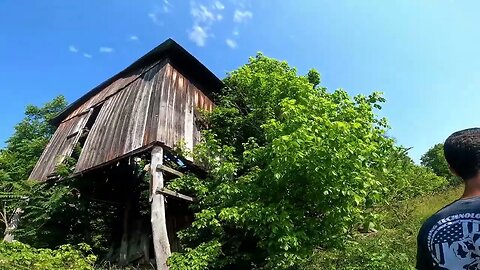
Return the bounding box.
[417,128,480,269]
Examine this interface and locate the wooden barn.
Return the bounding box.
[28,38,223,269]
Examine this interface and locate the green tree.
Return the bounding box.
[168,54,399,269]
[420,143,457,184]
[0,96,67,241]
[0,95,121,259]
[382,146,447,201]
[306,69,321,88]
[0,96,67,182]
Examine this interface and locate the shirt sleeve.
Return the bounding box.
[416,225,434,270]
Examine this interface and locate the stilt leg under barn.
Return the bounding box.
[150,146,171,270]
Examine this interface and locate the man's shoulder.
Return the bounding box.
[417,197,480,269]
[418,197,480,240]
[428,200,458,218]
[418,200,460,239]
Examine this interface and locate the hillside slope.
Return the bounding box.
[306,185,463,269]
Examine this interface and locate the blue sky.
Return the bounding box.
[1,0,480,161]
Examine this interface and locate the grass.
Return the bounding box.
[409,185,463,221]
[306,185,464,270]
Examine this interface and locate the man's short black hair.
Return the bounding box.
[444,128,480,180]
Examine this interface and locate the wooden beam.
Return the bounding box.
[150,146,171,270]
[157,164,184,178]
[46,174,61,181]
[157,188,195,202]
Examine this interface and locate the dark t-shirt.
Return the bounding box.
[417,196,480,269]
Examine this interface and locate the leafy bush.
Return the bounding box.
[166,54,453,269]
[168,54,404,269]
[0,96,68,243]
[0,60,454,270]
[0,241,96,270]
[421,143,459,185]
[381,147,448,201]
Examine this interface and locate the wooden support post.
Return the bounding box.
[150,146,171,270]
[119,198,131,266]
[140,228,150,264]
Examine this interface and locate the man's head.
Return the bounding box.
[444,128,480,181]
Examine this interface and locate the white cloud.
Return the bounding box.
[129,35,139,41]
[148,0,173,24]
[163,0,172,13]
[191,5,216,24]
[189,25,208,47]
[225,39,237,49]
[233,30,239,36]
[148,12,159,24]
[99,47,114,53]
[233,10,253,23]
[214,1,225,10]
[188,1,217,47]
[188,2,225,47]
[83,53,92,59]
[68,45,79,53]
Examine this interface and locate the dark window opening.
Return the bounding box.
[72,104,103,160]
[84,104,103,131]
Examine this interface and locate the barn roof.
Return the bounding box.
[51,38,223,126]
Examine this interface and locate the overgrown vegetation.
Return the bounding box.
[421,143,459,185]
[0,96,102,268]
[0,241,96,270]
[304,185,463,269]
[0,55,455,269]
[167,54,448,269]
[0,96,67,241]
[0,96,67,183]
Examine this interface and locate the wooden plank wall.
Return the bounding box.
[29,112,92,181]
[74,62,214,174]
[62,64,156,124]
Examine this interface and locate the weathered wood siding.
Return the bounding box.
[29,111,92,181]
[62,64,156,124]
[73,62,214,174]
[30,60,215,180]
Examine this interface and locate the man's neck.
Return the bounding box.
[462,182,480,199]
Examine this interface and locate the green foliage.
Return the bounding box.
[381,147,448,201]
[15,180,76,245]
[0,59,454,269]
[306,69,321,88]
[0,96,72,242]
[55,156,79,178]
[8,175,120,258]
[304,185,463,269]
[0,177,91,248]
[420,143,458,184]
[0,241,96,270]
[0,96,100,253]
[0,96,142,261]
[169,241,222,270]
[169,54,407,269]
[0,96,67,182]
